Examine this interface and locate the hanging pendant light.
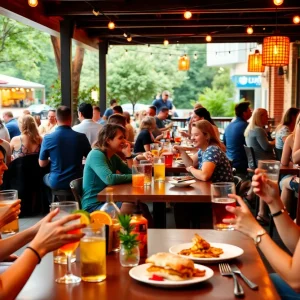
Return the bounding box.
[248,50,265,72]
[28,0,38,7]
[178,55,190,71]
[262,36,290,66]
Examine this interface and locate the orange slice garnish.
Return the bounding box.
[90,211,113,226]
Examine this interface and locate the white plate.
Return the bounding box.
[169,243,244,263]
[169,180,196,187]
[129,263,214,288]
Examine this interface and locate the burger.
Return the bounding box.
[146,252,195,281]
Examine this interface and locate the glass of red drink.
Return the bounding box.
[162,152,173,167]
[211,182,236,230]
[50,201,81,284]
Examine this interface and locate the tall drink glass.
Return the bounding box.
[154,157,165,182]
[211,182,236,230]
[258,160,280,182]
[0,190,19,234]
[50,201,81,284]
[162,152,173,167]
[150,143,159,157]
[80,224,106,282]
[139,161,152,186]
[132,165,145,187]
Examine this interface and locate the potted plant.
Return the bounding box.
[118,215,140,267]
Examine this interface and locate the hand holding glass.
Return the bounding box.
[257,160,280,182]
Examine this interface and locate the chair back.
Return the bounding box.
[274,147,283,161]
[70,177,83,208]
[243,146,257,169]
[233,176,242,195]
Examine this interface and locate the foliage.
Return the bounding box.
[78,86,99,107]
[173,45,219,109]
[118,215,139,253]
[47,79,61,109]
[212,68,235,98]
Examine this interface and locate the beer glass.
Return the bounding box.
[150,143,159,157]
[0,190,19,234]
[50,201,81,284]
[139,161,152,186]
[258,160,280,182]
[80,224,106,282]
[211,182,236,230]
[132,165,145,187]
[154,157,165,182]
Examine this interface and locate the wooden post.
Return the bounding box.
[60,19,74,113]
[99,40,108,114]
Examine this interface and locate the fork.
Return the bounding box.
[230,264,258,290]
[219,263,244,297]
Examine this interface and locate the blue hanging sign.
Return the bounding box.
[231,75,262,88]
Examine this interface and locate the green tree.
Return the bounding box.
[212,68,235,98]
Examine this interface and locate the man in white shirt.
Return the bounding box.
[38,110,57,137]
[72,103,102,145]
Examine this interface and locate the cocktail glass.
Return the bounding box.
[258,160,280,183]
[50,201,81,284]
[0,190,19,234]
[80,224,106,282]
[211,182,236,231]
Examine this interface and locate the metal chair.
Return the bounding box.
[70,177,83,208]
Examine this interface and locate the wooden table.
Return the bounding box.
[98,177,212,228]
[280,163,299,175]
[17,229,279,300]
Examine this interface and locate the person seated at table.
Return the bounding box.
[174,120,233,182]
[123,111,135,143]
[275,107,299,150]
[193,107,219,137]
[152,108,173,138]
[224,169,300,299]
[134,116,156,153]
[10,115,42,160]
[0,145,85,299]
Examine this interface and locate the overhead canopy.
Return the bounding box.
[39,0,300,45]
[0,74,45,89]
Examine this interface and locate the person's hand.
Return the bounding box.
[3,254,18,262]
[166,122,173,129]
[142,151,153,162]
[0,200,21,229]
[121,142,132,157]
[173,145,185,153]
[223,194,263,239]
[180,131,190,138]
[29,208,86,258]
[252,168,280,206]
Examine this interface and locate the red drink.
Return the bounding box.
[212,198,236,230]
[60,229,81,255]
[162,152,173,167]
[174,136,181,143]
[132,174,145,187]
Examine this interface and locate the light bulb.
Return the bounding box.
[164,39,169,46]
[206,35,212,42]
[28,0,38,7]
[108,21,115,30]
[273,0,284,5]
[127,36,132,42]
[92,9,100,16]
[184,11,192,19]
[246,26,253,35]
[293,16,300,24]
[123,32,127,38]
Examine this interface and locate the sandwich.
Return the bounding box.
[146,252,195,281]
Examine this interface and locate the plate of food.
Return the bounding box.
[169,176,196,187]
[129,252,214,288]
[169,234,244,263]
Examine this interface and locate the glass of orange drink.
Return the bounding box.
[0,190,19,234]
[154,157,165,182]
[150,143,159,157]
[50,201,81,284]
[132,165,145,188]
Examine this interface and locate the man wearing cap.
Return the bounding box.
[152,91,173,114]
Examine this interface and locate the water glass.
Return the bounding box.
[0,190,19,234]
[154,156,165,182]
[80,224,106,282]
[132,165,145,187]
[211,182,236,231]
[258,160,280,182]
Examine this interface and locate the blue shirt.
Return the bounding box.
[5,119,20,139]
[103,108,113,119]
[152,98,173,113]
[39,125,91,189]
[223,117,248,171]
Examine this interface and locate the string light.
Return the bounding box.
[108,21,115,30]
[123,32,128,38]
[293,16,300,24]
[194,53,198,60]
[184,11,192,19]
[273,0,284,5]
[28,0,38,7]
[246,26,253,35]
[127,36,132,42]
[163,39,169,46]
[206,35,212,42]
[92,9,100,16]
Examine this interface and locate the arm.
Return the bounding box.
[38,138,50,167]
[256,128,274,151]
[188,161,216,181]
[281,135,293,166]
[4,127,10,143]
[292,123,300,163]
[173,145,193,167]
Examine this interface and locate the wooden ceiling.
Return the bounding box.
[41,0,300,45]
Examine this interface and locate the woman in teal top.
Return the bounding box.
[82,124,133,212]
